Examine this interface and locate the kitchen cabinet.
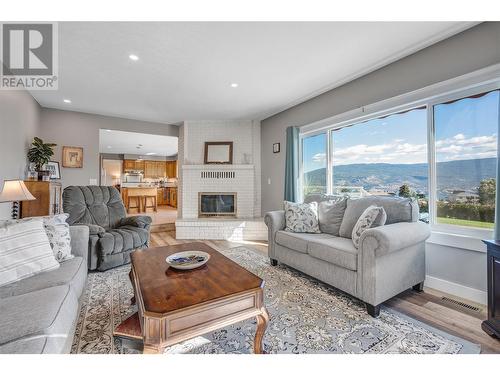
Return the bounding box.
[144,161,155,178]
[166,161,177,178]
[155,161,166,178]
[123,159,144,172]
[166,187,177,208]
[157,187,168,206]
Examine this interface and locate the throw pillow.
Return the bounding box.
[351,206,387,249]
[318,198,347,236]
[284,201,321,233]
[0,219,60,287]
[0,214,73,262]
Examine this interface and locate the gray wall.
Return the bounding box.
[39,109,179,187]
[260,22,500,301]
[0,90,40,219]
[261,22,500,213]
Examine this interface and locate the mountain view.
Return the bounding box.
[304,157,497,198]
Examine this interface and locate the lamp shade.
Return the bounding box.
[0,180,36,202]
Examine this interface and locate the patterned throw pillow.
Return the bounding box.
[284,201,321,233]
[351,205,387,249]
[0,214,73,263]
[0,219,60,287]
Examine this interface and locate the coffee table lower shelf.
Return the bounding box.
[113,310,269,354]
[113,313,144,353]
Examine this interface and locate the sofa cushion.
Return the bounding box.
[284,201,320,233]
[98,226,149,256]
[318,198,347,236]
[0,285,78,351]
[0,256,86,299]
[275,231,333,254]
[0,336,48,354]
[307,236,358,271]
[0,219,60,287]
[339,196,418,238]
[0,214,74,263]
[352,206,387,249]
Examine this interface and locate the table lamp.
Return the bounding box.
[0,180,36,219]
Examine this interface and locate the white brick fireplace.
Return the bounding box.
[175,120,266,240]
[181,164,256,218]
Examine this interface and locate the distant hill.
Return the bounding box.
[304,157,496,195]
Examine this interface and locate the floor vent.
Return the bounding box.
[441,296,482,313]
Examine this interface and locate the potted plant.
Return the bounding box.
[27,137,57,181]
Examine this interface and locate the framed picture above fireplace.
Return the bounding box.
[204,142,233,164]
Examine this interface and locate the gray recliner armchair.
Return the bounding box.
[63,186,152,271]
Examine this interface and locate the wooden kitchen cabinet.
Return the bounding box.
[167,187,177,208]
[144,160,155,178]
[157,187,168,206]
[156,161,166,178]
[123,159,144,172]
[166,161,177,178]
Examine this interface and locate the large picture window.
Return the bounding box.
[434,90,499,229]
[302,133,327,196]
[330,108,427,212]
[300,85,500,234]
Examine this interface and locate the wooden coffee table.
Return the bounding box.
[113,243,269,354]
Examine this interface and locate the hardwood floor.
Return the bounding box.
[150,230,500,354]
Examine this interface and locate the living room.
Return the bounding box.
[0,1,499,373]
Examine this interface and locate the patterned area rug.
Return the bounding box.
[71,246,479,354]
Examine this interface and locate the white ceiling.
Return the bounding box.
[31,22,476,124]
[99,129,178,156]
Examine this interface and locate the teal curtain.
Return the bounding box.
[284,126,300,202]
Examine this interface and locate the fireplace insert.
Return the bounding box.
[198,192,237,217]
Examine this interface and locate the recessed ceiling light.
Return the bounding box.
[129,54,139,61]
[230,83,238,88]
[63,99,71,103]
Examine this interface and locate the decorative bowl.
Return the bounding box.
[166,251,210,270]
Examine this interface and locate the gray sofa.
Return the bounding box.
[63,186,152,271]
[0,225,89,354]
[265,195,431,317]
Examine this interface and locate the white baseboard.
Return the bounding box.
[424,275,487,305]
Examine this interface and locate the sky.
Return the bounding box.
[303,90,499,173]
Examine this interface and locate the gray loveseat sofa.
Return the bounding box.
[265,195,431,317]
[63,186,152,271]
[0,226,89,354]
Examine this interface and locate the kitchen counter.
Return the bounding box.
[122,186,177,209]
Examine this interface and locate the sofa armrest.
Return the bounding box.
[70,225,90,261]
[119,215,152,229]
[264,210,286,260]
[359,221,431,257]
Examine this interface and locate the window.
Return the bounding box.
[330,109,428,217]
[302,133,327,196]
[300,83,500,235]
[434,90,499,229]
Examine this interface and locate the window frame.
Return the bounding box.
[299,76,500,247]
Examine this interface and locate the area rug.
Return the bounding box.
[71,246,480,354]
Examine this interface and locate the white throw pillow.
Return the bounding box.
[0,214,73,263]
[0,219,60,287]
[284,201,321,233]
[351,205,387,249]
